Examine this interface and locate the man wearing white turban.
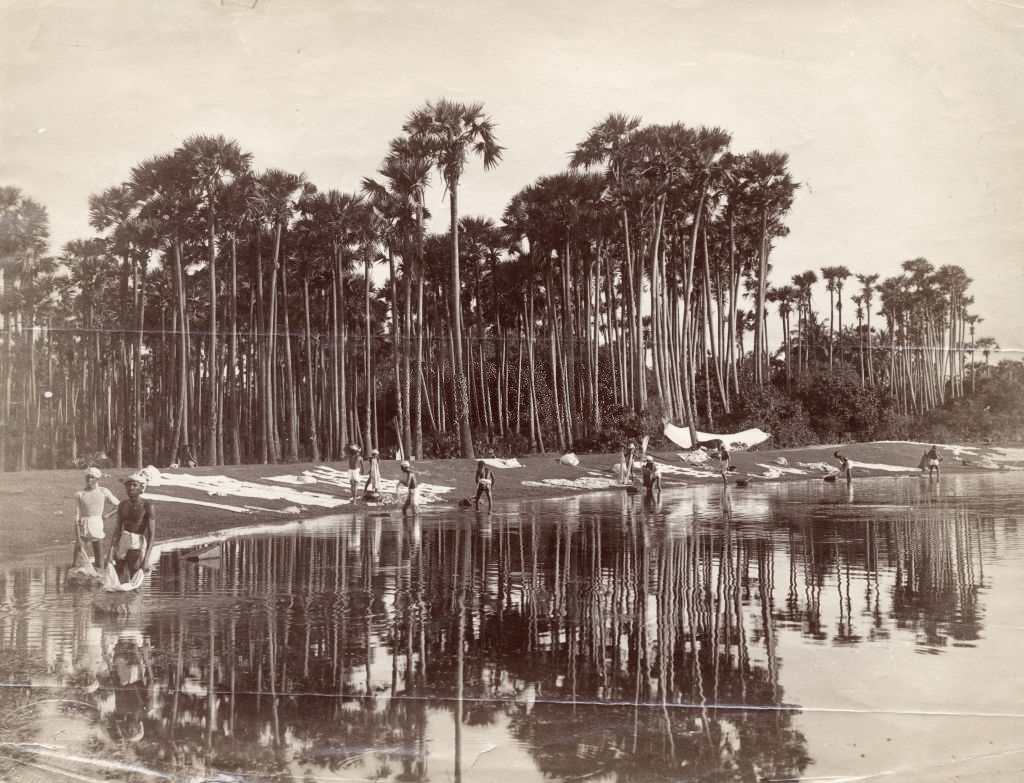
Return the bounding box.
[106,473,156,584]
[73,467,119,568]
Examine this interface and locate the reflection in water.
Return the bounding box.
[0,475,1020,781]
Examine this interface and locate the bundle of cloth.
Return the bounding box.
[69,558,150,592]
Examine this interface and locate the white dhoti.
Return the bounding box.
[116,531,145,558]
[77,515,105,541]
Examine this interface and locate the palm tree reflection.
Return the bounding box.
[0,489,996,781]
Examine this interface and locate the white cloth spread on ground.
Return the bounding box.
[482,457,523,469]
[663,421,770,450]
[156,472,347,507]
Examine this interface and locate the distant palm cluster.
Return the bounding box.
[0,103,1002,471]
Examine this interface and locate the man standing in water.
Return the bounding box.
[399,460,419,516]
[834,451,853,483]
[73,467,119,568]
[926,445,942,477]
[716,443,731,485]
[107,473,155,584]
[474,460,495,511]
[641,455,661,497]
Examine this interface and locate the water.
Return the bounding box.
[2,472,1024,782]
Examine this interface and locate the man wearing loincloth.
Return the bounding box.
[834,451,853,482]
[641,455,662,496]
[73,467,119,568]
[474,460,495,511]
[107,473,156,584]
[399,460,419,516]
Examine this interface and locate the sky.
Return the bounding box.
[2,0,1022,356]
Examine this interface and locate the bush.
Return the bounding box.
[795,369,893,443]
[729,381,818,448]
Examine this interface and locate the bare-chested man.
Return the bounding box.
[107,473,156,584]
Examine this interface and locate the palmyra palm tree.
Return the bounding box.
[976,336,999,374]
[252,168,315,462]
[362,135,434,459]
[791,270,818,375]
[127,152,198,465]
[820,265,851,370]
[569,113,644,411]
[744,151,798,385]
[855,273,879,386]
[176,135,253,465]
[965,314,981,392]
[404,99,503,459]
[767,284,796,387]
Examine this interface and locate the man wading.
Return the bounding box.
[107,473,155,584]
[73,467,118,569]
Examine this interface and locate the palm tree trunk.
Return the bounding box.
[255,243,271,463]
[205,208,219,466]
[303,276,320,462]
[228,234,241,464]
[448,182,474,458]
[364,252,372,452]
[414,272,425,459]
[134,260,146,468]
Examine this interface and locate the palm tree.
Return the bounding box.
[0,188,51,470]
[362,135,434,459]
[59,238,109,459]
[791,270,818,375]
[767,284,796,387]
[252,168,314,462]
[744,152,798,385]
[570,113,644,412]
[855,273,879,386]
[976,336,998,375]
[127,152,198,465]
[965,314,981,392]
[405,99,503,458]
[176,135,252,465]
[820,265,851,369]
[88,183,159,468]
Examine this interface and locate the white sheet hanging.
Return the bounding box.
[662,421,770,451]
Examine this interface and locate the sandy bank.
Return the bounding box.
[2,440,1021,570]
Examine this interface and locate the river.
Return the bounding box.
[1,472,1023,782]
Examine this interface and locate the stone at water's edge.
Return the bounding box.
[65,567,103,591]
[93,589,143,616]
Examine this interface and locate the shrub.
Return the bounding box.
[729,381,818,448]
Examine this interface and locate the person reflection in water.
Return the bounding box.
[104,634,151,743]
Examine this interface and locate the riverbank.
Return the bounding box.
[2,440,1021,569]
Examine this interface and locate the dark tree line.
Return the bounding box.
[0,102,1002,471]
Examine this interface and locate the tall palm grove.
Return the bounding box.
[0,102,1008,471]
